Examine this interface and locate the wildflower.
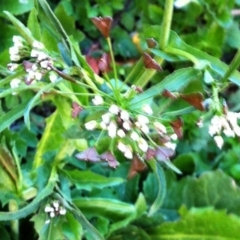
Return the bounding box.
[9,46,19,55]
[137,114,149,125]
[164,141,177,151]
[59,207,66,215]
[107,121,117,138]
[30,49,41,58]
[85,120,97,130]
[142,104,153,115]
[117,129,126,138]
[154,121,167,134]
[10,55,21,62]
[7,63,19,71]
[124,145,133,159]
[122,121,131,131]
[92,95,104,106]
[214,135,224,149]
[118,141,126,152]
[138,137,148,152]
[130,131,139,141]
[10,78,21,89]
[102,113,111,124]
[109,104,119,115]
[120,110,130,121]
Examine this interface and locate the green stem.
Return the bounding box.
[107,37,118,84]
[9,200,19,240]
[165,46,200,65]
[221,49,240,83]
[159,0,174,49]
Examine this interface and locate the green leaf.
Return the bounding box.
[61,169,125,190]
[73,197,136,220]
[130,67,202,109]
[149,206,240,240]
[27,8,41,40]
[4,11,35,45]
[147,160,167,216]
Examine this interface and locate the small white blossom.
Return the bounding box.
[120,110,130,121]
[34,72,43,81]
[50,212,55,218]
[142,104,153,115]
[130,131,139,141]
[10,78,21,89]
[85,120,97,130]
[124,145,133,159]
[31,49,41,58]
[117,129,126,138]
[7,63,19,71]
[107,121,117,138]
[31,64,38,71]
[214,135,224,149]
[44,205,54,213]
[9,46,19,55]
[92,95,104,106]
[123,121,131,131]
[49,72,58,83]
[109,104,119,115]
[118,141,126,152]
[32,40,44,50]
[170,134,178,141]
[154,122,167,134]
[59,207,66,215]
[164,141,177,151]
[137,114,149,125]
[174,0,192,8]
[10,55,21,62]
[138,137,148,152]
[52,201,59,210]
[40,60,49,69]
[37,52,49,61]
[12,36,23,44]
[102,113,111,124]
[140,124,149,134]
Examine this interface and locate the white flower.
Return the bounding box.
[170,134,178,141]
[85,120,97,130]
[52,201,59,210]
[130,131,139,141]
[10,55,21,62]
[9,46,19,55]
[102,113,111,124]
[138,137,148,152]
[31,49,41,58]
[40,60,49,69]
[137,115,149,125]
[118,141,126,152]
[34,72,43,81]
[32,40,44,50]
[140,124,149,134]
[12,36,23,44]
[59,207,66,215]
[117,129,126,138]
[142,104,153,115]
[107,121,117,138]
[92,95,104,105]
[120,110,130,121]
[7,63,19,71]
[214,135,224,149]
[154,122,167,134]
[50,212,55,218]
[44,205,54,213]
[31,64,38,71]
[164,141,177,151]
[10,78,21,89]
[124,145,133,159]
[123,121,131,131]
[37,52,49,61]
[109,104,119,115]
[174,0,192,8]
[49,72,58,83]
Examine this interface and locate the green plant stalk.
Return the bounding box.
[165,46,200,66]
[124,59,144,84]
[159,0,174,49]
[221,49,240,83]
[212,83,221,114]
[107,37,118,84]
[12,144,23,192]
[9,200,19,240]
[134,57,164,87]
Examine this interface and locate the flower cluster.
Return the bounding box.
[84,95,177,160]
[208,111,240,149]
[8,36,57,93]
[44,200,67,224]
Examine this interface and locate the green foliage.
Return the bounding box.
[0,0,240,239]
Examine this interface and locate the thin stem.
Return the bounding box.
[9,200,19,240]
[106,37,118,85]
[159,0,174,49]
[221,49,240,83]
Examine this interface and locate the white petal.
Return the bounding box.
[117,129,126,138]
[120,110,130,121]
[44,206,54,213]
[213,135,224,149]
[102,113,111,124]
[118,141,126,152]
[32,40,44,50]
[109,104,119,115]
[130,131,139,141]
[123,121,131,131]
[124,145,133,159]
[85,120,97,130]
[140,124,149,134]
[108,121,117,138]
[59,208,66,215]
[92,95,104,106]
[137,115,149,125]
[142,104,153,115]
[138,138,148,152]
[154,122,167,134]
